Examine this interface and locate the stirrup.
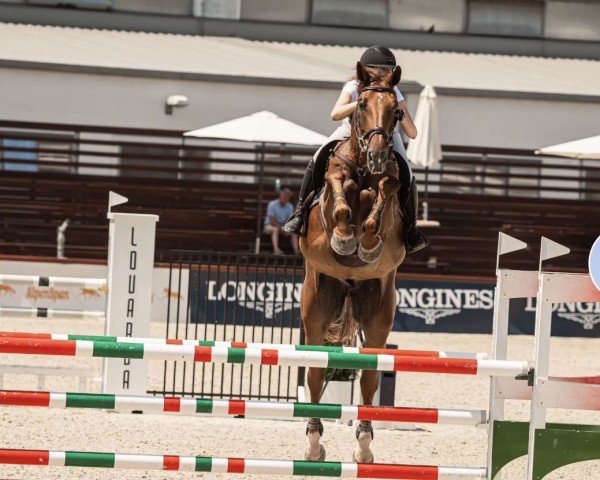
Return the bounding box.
[283,210,305,236]
[405,227,429,255]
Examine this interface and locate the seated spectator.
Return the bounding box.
[264,187,299,255]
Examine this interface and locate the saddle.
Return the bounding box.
[312,139,341,194]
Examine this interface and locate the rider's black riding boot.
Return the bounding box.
[283,160,314,237]
[401,179,429,255]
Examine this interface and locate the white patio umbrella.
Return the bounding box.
[184,111,328,253]
[184,111,329,146]
[535,135,600,160]
[406,85,442,227]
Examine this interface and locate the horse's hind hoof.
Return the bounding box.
[305,444,326,462]
[358,241,383,263]
[352,449,374,464]
[331,234,357,256]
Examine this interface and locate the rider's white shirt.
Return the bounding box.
[341,80,404,127]
[342,80,404,103]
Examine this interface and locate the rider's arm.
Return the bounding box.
[330,91,357,121]
[398,100,417,139]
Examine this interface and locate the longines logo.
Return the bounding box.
[205,281,598,331]
[207,280,302,319]
[525,298,600,330]
[396,288,494,325]
[207,281,499,325]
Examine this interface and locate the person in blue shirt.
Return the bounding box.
[264,187,299,255]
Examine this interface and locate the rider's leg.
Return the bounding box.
[282,158,315,236]
[284,127,349,236]
[393,133,428,255]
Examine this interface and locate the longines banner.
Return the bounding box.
[190,274,599,338]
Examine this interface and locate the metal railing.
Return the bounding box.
[1,121,598,201]
[154,250,305,400]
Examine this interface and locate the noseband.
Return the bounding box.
[354,86,401,153]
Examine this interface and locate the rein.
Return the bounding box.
[324,85,402,216]
[329,85,401,186]
[330,143,369,192]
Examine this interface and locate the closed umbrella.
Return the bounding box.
[185,111,328,252]
[406,85,442,226]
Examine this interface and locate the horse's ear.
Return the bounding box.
[388,65,402,86]
[356,62,370,86]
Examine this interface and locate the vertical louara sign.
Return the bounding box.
[103,207,158,395]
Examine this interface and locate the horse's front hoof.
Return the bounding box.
[358,240,382,263]
[305,444,326,462]
[331,234,357,256]
[352,449,374,464]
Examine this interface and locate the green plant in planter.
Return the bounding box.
[326,366,358,381]
[323,341,358,382]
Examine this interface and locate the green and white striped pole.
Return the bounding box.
[0,337,528,376]
[0,448,487,479]
[0,390,486,425]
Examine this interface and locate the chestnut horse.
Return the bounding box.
[299,64,406,463]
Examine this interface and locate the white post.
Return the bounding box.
[526,274,552,480]
[103,194,158,396]
[486,233,528,480]
[526,238,571,480]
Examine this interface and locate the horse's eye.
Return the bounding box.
[358,101,366,111]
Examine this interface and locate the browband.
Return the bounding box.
[360,86,395,95]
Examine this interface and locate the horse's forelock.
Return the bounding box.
[362,67,394,88]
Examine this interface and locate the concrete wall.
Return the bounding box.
[388,0,465,33]
[111,0,192,15]
[240,0,309,23]
[0,67,343,134]
[1,66,599,150]
[436,94,600,149]
[6,1,600,45]
[545,1,600,41]
[2,3,600,60]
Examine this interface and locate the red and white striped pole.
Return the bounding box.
[0,389,486,425]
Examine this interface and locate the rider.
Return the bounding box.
[283,46,428,255]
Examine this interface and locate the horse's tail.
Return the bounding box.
[324,281,359,346]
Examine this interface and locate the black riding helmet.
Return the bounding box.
[360,46,396,68]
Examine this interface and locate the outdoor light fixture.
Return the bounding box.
[165,95,189,115]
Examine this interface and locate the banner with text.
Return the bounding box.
[191,274,599,337]
[103,212,158,395]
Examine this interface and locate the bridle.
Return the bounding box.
[354,86,401,154]
[323,84,403,234]
[328,85,402,185]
